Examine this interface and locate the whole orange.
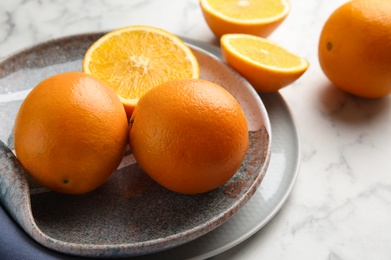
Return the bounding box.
[129,78,249,194]
[318,0,391,98]
[13,72,129,194]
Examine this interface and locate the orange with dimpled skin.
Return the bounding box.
[13,72,129,194]
[129,78,249,194]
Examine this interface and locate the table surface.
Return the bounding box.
[1,1,391,259]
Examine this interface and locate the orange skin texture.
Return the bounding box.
[13,72,129,194]
[129,79,249,194]
[318,0,391,98]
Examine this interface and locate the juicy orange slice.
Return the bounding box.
[82,25,200,117]
[200,0,290,39]
[221,34,309,92]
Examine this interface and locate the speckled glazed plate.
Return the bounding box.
[0,34,271,257]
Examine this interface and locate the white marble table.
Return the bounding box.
[1,0,391,259]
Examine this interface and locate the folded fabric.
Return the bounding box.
[0,205,75,260]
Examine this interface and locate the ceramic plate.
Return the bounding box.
[0,34,271,257]
[133,40,301,260]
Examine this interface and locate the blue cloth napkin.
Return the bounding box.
[0,205,76,260]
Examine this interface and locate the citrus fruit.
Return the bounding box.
[318,0,391,98]
[82,25,200,117]
[220,33,309,92]
[13,72,129,194]
[129,78,249,194]
[199,0,290,39]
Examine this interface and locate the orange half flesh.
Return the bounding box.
[221,33,309,92]
[83,25,200,116]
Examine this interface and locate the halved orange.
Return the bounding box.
[82,25,200,117]
[221,34,309,92]
[200,0,290,39]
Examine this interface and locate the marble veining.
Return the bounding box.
[1,0,391,259]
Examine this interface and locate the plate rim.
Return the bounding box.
[140,40,301,260]
[200,93,301,260]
